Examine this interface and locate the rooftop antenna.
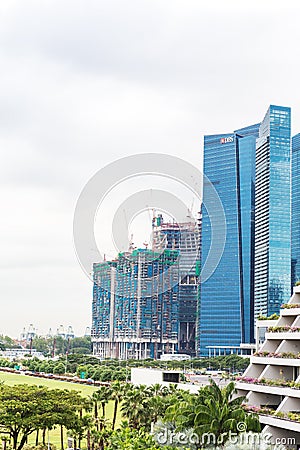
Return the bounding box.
[187,198,195,221]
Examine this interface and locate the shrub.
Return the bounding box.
[281,303,300,309]
[53,362,65,375]
[268,326,300,333]
[257,313,279,320]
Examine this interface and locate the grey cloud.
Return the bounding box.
[1,0,300,336]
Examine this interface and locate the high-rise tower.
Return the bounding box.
[254,105,291,316]
[152,214,200,355]
[199,123,259,356]
[292,133,300,287]
[92,215,200,359]
[92,248,180,359]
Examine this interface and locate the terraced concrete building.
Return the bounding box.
[236,285,300,446]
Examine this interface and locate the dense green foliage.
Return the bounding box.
[165,379,260,447]
[26,336,92,356]
[0,335,20,349]
[0,354,249,383]
[0,385,87,450]
[0,378,260,450]
[105,426,168,449]
[257,313,279,320]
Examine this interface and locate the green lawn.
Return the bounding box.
[0,371,98,396]
[0,371,120,449]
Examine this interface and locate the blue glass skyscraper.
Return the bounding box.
[254,106,291,316]
[199,124,259,356]
[291,133,300,287]
[199,105,291,356]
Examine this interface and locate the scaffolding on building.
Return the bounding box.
[92,213,201,359]
[92,247,180,359]
[152,214,201,355]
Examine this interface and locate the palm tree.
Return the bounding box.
[146,395,166,426]
[91,385,112,427]
[110,381,126,430]
[121,385,149,429]
[121,384,174,431]
[147,383,163,396]
[165,379,260,449]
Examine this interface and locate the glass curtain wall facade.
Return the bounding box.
[292,133,300,287]
[199,124,259,356]
[254,106,291,316]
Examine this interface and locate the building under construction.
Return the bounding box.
[152,215,200,355]
[92,215,200,359]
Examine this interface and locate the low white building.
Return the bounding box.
[236,285,300,446]
[0,348,45,361]
[131,367,200,393]
[206,343,256,357]
[160,353,191,361]
[131,367,181,385]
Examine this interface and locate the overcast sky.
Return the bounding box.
[1,0,300,338]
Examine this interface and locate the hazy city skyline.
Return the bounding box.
[1,0,300,337]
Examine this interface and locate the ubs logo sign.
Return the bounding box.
[220,136,234,144]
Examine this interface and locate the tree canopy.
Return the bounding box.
[0,384,87,450]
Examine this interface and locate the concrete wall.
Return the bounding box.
[262,364,293,381]
[131,368,204,393]
[243,363,265,378]
[277,316,295,327]
[263,424,300,445]
[259,338,281,353]
[277,339,300,354]
[131,368,163,385]
[247,391,281,408]
[279,396,300,413]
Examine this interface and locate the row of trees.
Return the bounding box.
[0,335,18,350]
[0,353,249,384]
[0,385,87,450]
[0,336,92,356]
[27,336,92,356]
[1,353,249,379]
[0,379,261,450]
[0,358,128,381]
